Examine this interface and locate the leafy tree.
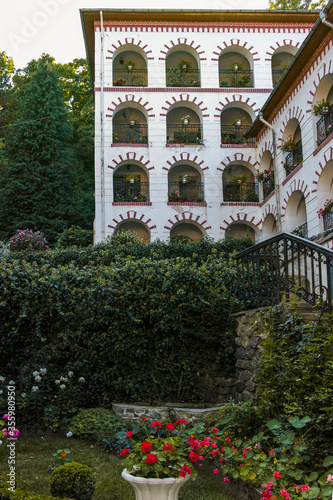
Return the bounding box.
[269,0,326,9]
[0,55,77,241]
[0,52,16,148]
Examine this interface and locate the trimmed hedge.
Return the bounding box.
[0,243,245,421]
[0,487,71,500]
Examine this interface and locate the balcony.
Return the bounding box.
[166,68,200,87]
[262,172,275,199]
[323,213,333,231]
[219,69,254,88]
[113,178,149,203]
[223,181,259,202]
[113,124,148,145]
[284,140,303,176]
[168,181,204,203]
[272,69,283,86]
[167,124,202,145]
[113,69,148,87]
[291,222,308,239]
[221,125,255,146]
[316,104,333,146]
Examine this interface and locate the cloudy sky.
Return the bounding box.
[1,0,269,69]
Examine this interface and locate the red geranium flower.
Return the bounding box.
[145,453,158,464]
[151,420,162,430]
[141,441,152,452]
[125,431,133,438]
[165,423,175,431]
[120,447,130,456]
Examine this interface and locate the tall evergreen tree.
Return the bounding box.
[269,0,326,9]
[0,55,77,241]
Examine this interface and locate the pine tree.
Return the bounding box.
[269,0,326,9]
[0,55,77,241]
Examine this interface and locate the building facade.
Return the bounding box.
[81,6,333,247]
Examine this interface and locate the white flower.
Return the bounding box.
[68,371,74,378]
[0,390,2,395]
[39,368,47,375]
[21,393,26,398]
[60,376,68,382]
[78,377,85,383]
[0,376,5,383]
[31,386,39,392]
[8,380,15,385]
[34,375,41,382]
[66,431,73,438]
[55,380,60,385]
[32,371,39,377]
[59,385,66,390]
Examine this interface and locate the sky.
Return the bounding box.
[0,0,269,70]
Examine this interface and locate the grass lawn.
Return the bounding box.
[0,431,234,500]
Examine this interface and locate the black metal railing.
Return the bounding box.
[291,222,308,239]
[113,69,148,86]
[223,182,259,202]
[221,125,255,146]
[166,68,200,87]
[262,172,275,199]
[323,213,333,230]
[167,124,202,145]
[316,103,333,146]
[284,140,303,176]
[272,69,283,86]
[219,69,254,88]
[113,124,148,144]
[113,179,149,202]
[235,232,333,312]
[168,181,204,202]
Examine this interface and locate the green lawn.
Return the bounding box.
[0,431,234,500]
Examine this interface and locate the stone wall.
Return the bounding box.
[232,307,269,403]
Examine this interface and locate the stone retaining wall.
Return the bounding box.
[112,403,225,423]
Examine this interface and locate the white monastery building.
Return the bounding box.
[80,3,333,248]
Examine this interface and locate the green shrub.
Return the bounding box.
[50,462,95,500]
[104,229,144,246]
[56,227,93,248]
[0,486,70,500]
[69,408,124,442]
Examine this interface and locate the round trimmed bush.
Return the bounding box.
[50,462,95,500]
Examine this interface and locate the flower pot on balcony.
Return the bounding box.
[183,119,189,126]
[130,120,136,126]
[127,65,133,71]
[121,469,189,500]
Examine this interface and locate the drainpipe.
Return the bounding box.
[319,11,333,29]
[100,10,105,241]
[258,112,282,234]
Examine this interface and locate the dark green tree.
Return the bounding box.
[0,55,77,241]
[269,0,325,9]
[0,52,16,146]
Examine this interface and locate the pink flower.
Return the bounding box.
[269,450,274,455]
[8,429,20,438]
[188,450,199,462]
[301,485,310,491]
[213,469,219,474]
[2,428,7,437]
[2,414,11,421]
[211,427,219,433]
[224,477,229,483]
[180,465,192,477]
[225,437,231,442]
[273,471,281,478]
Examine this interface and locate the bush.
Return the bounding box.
[69,408,124,442]
[8,229,48,251]
[104,229,144,246]
[56,227,93,248]
[50,462,95,500]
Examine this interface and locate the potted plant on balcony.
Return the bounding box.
[312,98,330,116]
[317,198,333,218]
[181,115,191,126]
[120,419,196,500]
[229,58,244,71]
[128,113,139,126]
[257,169,272,182]
[124,60,136,71]
[177,58,192,71]
[124,174,139,184]
[279,135,296,153]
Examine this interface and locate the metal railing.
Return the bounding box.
[262,173,275,199]
[168,181,204,202]
[219,69,254,88]
[221,125,255,146]
[291,222,308,239]
[234,232,333,312]
[113,69,148,86]
[272,69,283,86]
[316,103,333,146]
[166,68,200,87]
[284,140,303,176]
[113,179,149,202]
[113,124,148,144]
[324,213,333,231]
[167,124,202,145]
[223,182,259,202]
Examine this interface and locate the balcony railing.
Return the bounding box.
[113,124,148,144]
[221,125,255,146]
[272,69,283,86]
[262,172,275,199]
[167,124,202,145]
[291,222,308,239]
[219,69,254,88]
[316,103,333,146]
[113,69,148,86]
[168,181,204,202]
[284,140,303,176]
[223,182,259,202]
[323,213,333,231]
[113,178,149,202]
[166,68,200,87]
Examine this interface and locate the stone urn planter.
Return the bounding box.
[121,469,190,500]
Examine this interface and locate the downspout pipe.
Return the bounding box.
[100,10,105,241]
[258,112,282,234]
[319,11,333,29]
